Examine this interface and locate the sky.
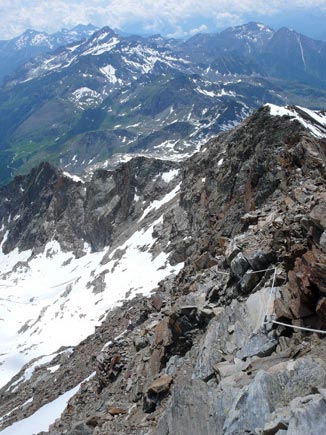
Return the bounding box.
[1,0,326,41]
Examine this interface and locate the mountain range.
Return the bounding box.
[0,24,98,85]
[0,22,326,185]
[0,104,325,434]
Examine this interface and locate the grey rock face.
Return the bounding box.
[193,287,275,380]
[235,331,277,360]
[155,380,238,435]
[286,391,326,435]
[223,358,326,434]
[0,157,180,255]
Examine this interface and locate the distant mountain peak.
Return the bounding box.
[223,21,274,34]
[92,26,117,38]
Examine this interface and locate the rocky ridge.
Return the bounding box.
[0,105,325,434]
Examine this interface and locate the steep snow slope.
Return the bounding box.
[0,179,182,388]
[0,373,95,435]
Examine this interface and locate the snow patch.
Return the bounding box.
[0,219,183,387]
[161,169,179,183]
[70,87,102,108]
[100,65,122,84]
[81,37,120,56]
[62,171,85,183]
[139,184,181,221]
[266,104,326,138]
[0,374,95,435]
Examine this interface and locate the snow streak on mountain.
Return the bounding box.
[0,22,326,186]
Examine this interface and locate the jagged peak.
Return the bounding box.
[90,25,117,40]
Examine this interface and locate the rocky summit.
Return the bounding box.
[0,104,326,435]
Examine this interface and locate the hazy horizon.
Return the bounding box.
[1,1,326,41]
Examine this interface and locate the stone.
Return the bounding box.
[213,359,249,384]
[245,249,273,271]
[223,357,326,435]
[239,269,262,294]
[316,297,326,329]
[309,202,326,230]
[86,415,103,427]
[143,375,173,413]
[151,294,164,311]
[69,423,94,435]
[320,230,326,252]
[241,212,259,225]
[154,380,238,435]
[263,407,290,434]
[230,252,250,278]
[194,252,218,271]
[147,375,173,395]
[287,392,326,435]
[225,242,241,265]
[134,335,148,351]
[311,261,326,294]
[193,287,275,380]
[107,407,127,416]
[153,318,173,348]
[96,352,124,390]
[236,332,278,360]
[274,287,294,320]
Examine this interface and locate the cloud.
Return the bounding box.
[214,12,242,28]
[189,24,208,35]
[1,0,326,39]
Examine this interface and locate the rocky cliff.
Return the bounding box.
[0,105,325,435]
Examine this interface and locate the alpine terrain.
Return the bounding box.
[0,24,98,85]
[0,103,325,435]
[1,22,326,185]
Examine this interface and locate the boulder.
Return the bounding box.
[223,357,326,434]
[239,269,262,293]
[230,252,250,278]
[245,249,274,271]
[236,332,278,360]
[107,407,127,416]
[287,391,326,435]
[151,294,165,311]
[147,375,172,395]
[316,297,326,329]
[309,202,326,230]
[143,375,173,413]
[320,230,326,252]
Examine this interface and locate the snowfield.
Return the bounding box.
[0,373,95,435]
[0,208,183,388]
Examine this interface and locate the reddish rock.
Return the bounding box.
[147,375,173,395]
[194,252,218,271]
[311,262,326,294]
[316,297,326,329]
[151,294,164,311]
[107,407,127,416]
[286,248,326,322]
[149,348,165,376]
[241,212,259,225]
[153,318,172,347]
